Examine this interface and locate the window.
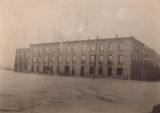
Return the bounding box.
[32,57,36,63]
[99,44,104,51]
[98,67,103,75]
[64,65,70,75]
[90,66,94,74]
[118,55,123,64]
[33,48,38,53]
[21,53,24,59]
[80,66,85,75]
[38,57,41,63]
[52,47,55,52]
[38,48,42,53]
[18,53,21,59]
[73,46,76,52]
[24,63,27,70]
[117,68,123,75]
[45,48,49,53]
[90,55,95,64]
[108,55,113,64]
[67,46,70,52]
[119,43,124,50]
[44,56,48,63]
[49,47,52,52]
[50,65,54,74]
[132,56,135,61]
[26,53,29,59]
[99,55,103,64]
[58,56,62,64]
[16,54,19,59]
[81,55,85,63]
[59,42,63,52]
[51,56,55,63]
[57,66,60,74]
[108,43,113,51]
[91,44,95,51]
[72,56,76,64]
[72,66,75,75]
[82,45,86,52]
[108,67,112,76]
[23,53,26,59]
[66,56,70,64]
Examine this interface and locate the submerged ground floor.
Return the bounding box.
[15,63,131,80]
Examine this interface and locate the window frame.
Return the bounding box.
[73,46,77,52]
[118,55,123,65]
[90,55,95,64]
[81,55,85,64]
[58,56,62,64]
[108,43,113,51]
[82,45,86,52]
[99,44,104,51]
[72,55,76,64]
[119,42,124,50]
[108,55,113,64]
[99,55,103,64]
[66,56,70,64]
[91,44,95,51]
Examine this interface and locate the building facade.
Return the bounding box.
[14,36,160,80]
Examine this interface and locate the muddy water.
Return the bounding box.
[0,70,159,113]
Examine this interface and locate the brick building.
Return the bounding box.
[14,36,160,80]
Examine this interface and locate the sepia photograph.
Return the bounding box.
[0,0,160,113]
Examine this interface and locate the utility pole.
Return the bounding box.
[94,35,99,79]
[47,52,50,75]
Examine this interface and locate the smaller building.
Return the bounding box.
[14,48,30,72]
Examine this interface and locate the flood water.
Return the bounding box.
[0,70,160,113]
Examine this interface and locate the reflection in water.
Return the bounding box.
[0,70,159,113]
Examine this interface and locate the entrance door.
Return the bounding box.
[50,66,54,75]
[90,66,94,75]
[80,66,85,76]
[108,67,112,76]
[117,68,123,75]
[65,65,70,75]
[72,66,75,75]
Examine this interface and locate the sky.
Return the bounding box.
[0,0,160,67]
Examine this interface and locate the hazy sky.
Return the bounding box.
[0,0,160,67]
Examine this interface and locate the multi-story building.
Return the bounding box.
[14,36,160,80]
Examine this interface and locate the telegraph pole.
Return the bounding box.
[94,35,99,79]
[47,53,50,75]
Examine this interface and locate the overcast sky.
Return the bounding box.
[0,0,160,67]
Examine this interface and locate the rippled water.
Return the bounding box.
[0,70,159,113]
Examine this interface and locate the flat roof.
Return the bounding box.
[30,36,134,47]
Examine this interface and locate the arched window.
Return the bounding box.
[81,55,85,63]
[119,42,124,50]
[90,55,95,64]
[44,56,48,63]
[58,56,62,64]
[67,46,70,52]
[108,55,113,64]
[73,46,76,52]
[99,44,104,51]
[38,57,41,63]
[72,56,76,64]
[66,56,70,64]
[82,45,86,52]
[99,55,103,64]
[51,56,55,63]
[118,55,123,64]
[91,44,95,51]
